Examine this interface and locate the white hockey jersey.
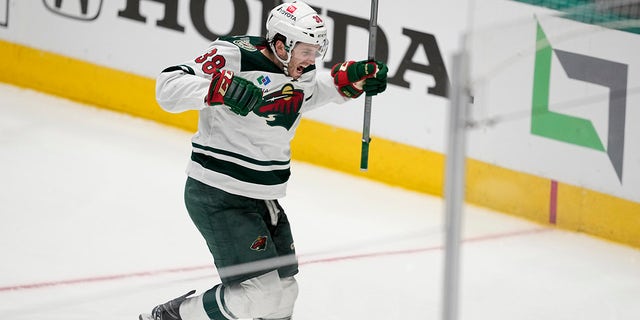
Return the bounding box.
[156,36,348,199]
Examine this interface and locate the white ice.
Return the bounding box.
[1,83,639,320]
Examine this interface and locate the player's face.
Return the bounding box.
[287,42,321,79]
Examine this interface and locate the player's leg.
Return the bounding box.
[211,199,299,319]
[140,178,299,320]
[185,177,285,319]
[240,199,298,320]
[254,200,299,319]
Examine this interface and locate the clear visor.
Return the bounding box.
[291,39,328,60]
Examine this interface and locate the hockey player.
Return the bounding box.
[139,1,388,319]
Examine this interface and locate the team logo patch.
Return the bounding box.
[257,75,271,86]
[233,39,257,52]
[253,84,304,130]
[251,236,268,251]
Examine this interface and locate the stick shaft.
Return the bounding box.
[360,0,379,171]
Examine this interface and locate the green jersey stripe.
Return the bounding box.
[191,151,291,186]
[193,142,290,166]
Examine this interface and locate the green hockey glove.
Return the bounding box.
[363,62,388,96]
[330,60,388,98]
[205,69,263,116]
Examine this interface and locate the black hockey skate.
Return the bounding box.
[139,290,196,320]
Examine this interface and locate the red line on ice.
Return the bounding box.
[0,228,550,292]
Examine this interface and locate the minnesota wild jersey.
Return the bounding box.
[156,36,348,199]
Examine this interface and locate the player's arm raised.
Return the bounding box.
[156,42,262,116]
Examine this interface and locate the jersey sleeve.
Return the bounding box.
[301,71,349,113]
[155,41,241,113]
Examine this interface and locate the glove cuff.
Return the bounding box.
[331,60,379,98]
[331,61,357,86]
[205,70,234,106]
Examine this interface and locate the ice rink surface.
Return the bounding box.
[1,83,639,319]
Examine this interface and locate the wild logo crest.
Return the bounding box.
[255,84,304,130]
[250,236,268,251]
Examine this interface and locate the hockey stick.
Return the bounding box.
[360,0,379,171]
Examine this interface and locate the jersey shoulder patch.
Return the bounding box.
[218,36,265,53]
[219,36,282,74]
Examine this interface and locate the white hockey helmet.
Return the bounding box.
[266,1,329,68]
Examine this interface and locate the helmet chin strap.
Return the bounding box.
[269,42,293,76]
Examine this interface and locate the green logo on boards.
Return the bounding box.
[531,20,627,183]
